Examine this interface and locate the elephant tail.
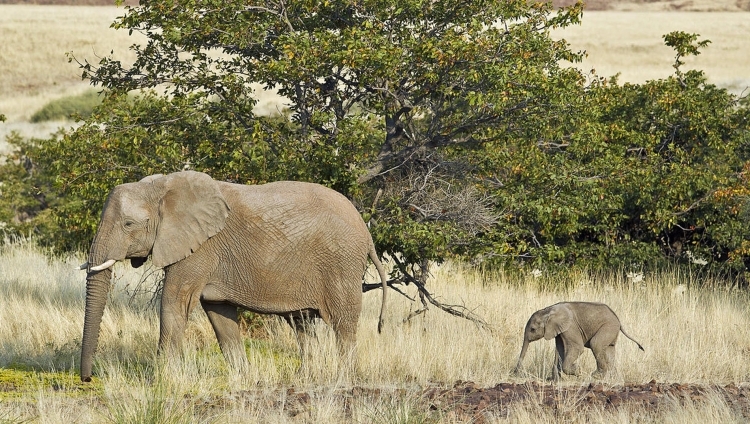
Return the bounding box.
[369,243,388,333]
[620,326,645,352]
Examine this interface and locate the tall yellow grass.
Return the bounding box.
[1,239,750,421]
[0,5,142,121]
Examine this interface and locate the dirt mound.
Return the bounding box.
[228,380,750,421]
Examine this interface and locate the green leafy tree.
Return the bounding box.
[0,133,61,240]
[470,31,750,274]
[3,1,750,287]
[48,0,587,271]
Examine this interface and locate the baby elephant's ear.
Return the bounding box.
[543,306,572,340]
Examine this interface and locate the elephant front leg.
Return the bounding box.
[158,271,206,356]
[201,301,249,373]
[158,297,189,356]
[554,336,583,379]
[560,345,583,377]
[552,337,564,380]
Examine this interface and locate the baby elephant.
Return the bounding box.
[513,302,644,379]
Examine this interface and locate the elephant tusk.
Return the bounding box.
[77,262,89,270]
[89,259,117,272]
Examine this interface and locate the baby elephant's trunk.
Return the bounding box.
[513,337,530,374]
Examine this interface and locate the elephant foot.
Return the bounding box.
[558,361,581,377]
[511,366,524,377]
[591,370,607,380]
[547,374,564,383]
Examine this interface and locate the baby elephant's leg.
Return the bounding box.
[590,328,619,379]
[555,337,583,377]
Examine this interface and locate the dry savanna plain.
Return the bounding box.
[2,2,750,423]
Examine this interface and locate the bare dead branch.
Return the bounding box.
[398,268,489,327]
[387,257,489,328]
[381,158,500,236]
[362,279,415,301]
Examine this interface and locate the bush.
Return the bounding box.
[29,90,102,123]
[2,3,750,282]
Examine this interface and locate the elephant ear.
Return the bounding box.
[152,171,230,268]
[543,305,572,340]
[139,174,164,183]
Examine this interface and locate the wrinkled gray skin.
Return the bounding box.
[513,302,644,379]
[80,171,388,382]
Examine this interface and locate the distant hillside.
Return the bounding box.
[0,0,748,10]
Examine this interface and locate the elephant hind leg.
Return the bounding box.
[592,344,617,379]
[556,337,583,378]
[333,321,357,359]
[318,283,361,366]
[590,329,619,378]
[284,310,320,360]
[327,312,359,375]
[201,301,249,372]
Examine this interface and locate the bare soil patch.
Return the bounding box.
[222,380,750,421]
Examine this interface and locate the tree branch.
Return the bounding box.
[397,268,489,327]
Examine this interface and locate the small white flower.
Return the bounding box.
[671,284,687,297]
[685,250,708,266]
[531,269,542,278]
[627,272,644,284]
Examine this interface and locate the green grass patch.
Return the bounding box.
[0,367,102,399]
[29,89,102,122]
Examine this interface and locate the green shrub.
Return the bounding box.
[3,3,750,282]
[29,90,102,122]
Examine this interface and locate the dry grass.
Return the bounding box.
[551,11,750,93]
[1,239,750,422]
[0,5,142,122]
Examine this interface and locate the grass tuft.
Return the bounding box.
[29,90,102,123]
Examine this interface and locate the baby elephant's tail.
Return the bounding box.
[620,326,645,352]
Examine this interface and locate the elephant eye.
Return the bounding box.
[124,220,136,229]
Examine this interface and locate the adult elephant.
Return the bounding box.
[79,171,388,382]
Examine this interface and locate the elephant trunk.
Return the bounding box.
[514,337,530,374]
[80,267,112,382]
